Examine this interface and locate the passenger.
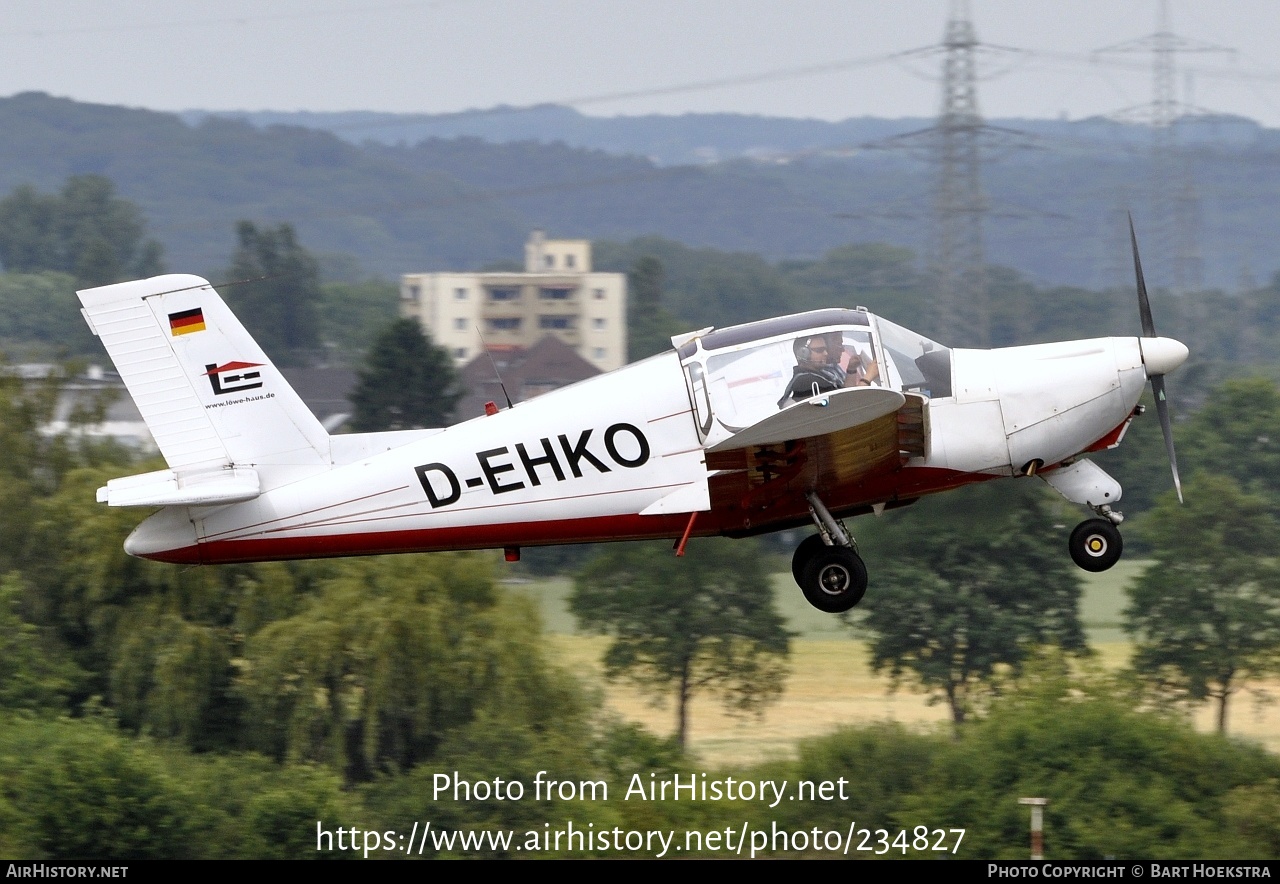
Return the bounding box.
[846,344,881,387]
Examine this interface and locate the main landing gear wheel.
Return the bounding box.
[799,546,868,613]
[791,534,829,585]
[1069,518,1123,572]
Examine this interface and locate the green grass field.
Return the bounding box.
[507,558,1143,642]
[504,561,1280,764]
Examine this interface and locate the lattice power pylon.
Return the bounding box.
[858,1,1035,345]
[931,0,989,346]
[874,0,1026,346]
[1095,0,1233,294]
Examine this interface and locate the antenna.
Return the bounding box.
[475,326,514,410]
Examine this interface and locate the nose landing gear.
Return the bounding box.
[1040,459,1128,573]
[792,492,869,613]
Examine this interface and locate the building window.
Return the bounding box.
[592,347,606,360]
[539,287,574,300]
[487,287,520,301]
[565,254,576,269]
[543,254,555,268]
[404,284,421,302]
[454,287,467,299]
[453,317,467,331]
[592,318,606,330]
[593,288,605,300]
[488,317,521,331]
[453,347,468,359]
[539,316,574,330]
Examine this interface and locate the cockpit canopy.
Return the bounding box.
[677,309,952,446]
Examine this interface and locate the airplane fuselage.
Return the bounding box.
[126,334,1154,565]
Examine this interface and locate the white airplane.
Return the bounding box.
[77,228,1186,613]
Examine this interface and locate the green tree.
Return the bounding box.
[0,361,107,576]
[626,256,683,360]
[27,463,293,737]
[1179,378,1280,508]
[239,554,586,781]
[1124,473,1280,732]
[317,278,399,362]
[109,604,236,749]
[857,482,1088,727]
[0,573,81,711]
[570,537,790,750]
[0,175,163,286]
[902,671,1280,859]
[12,716,193,859]
[225,221,322,364]
[349,318,461,431]
[783,242,923,320]
[0,271,99,355]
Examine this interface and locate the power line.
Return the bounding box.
[0,1,457,39]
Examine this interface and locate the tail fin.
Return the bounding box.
[78,274,330,470]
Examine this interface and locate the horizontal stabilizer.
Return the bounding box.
[97,466,261,508]
[708,386,905,453]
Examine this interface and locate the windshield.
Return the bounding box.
[874,317,953,398]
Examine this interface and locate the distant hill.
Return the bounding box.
[0,92,528,277]
[181,105,939,167]
[184,104,1267,166]
[7,92,1280,290]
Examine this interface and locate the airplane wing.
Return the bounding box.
[704,388,924,521]
[707,386,904,453]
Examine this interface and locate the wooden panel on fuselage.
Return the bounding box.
[704,410,903,533]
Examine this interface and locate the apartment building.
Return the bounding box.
[400,231,627,372]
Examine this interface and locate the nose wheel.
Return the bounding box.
[1068,518,1123,572]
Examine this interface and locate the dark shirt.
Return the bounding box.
[785,362,847,402]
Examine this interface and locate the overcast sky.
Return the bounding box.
[4,1,1280,125]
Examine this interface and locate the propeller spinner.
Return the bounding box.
[1129,214,1188,503]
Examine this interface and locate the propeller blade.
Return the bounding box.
[1130,216,1183,503]
[1151,375,1184,504]
[1129,213,1156,338]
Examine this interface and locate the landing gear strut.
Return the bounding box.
[792,492,868,613]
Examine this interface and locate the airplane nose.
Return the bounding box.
[1139,336,1189,377]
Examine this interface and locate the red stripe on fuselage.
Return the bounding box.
[147,512,696,565]
[142,464,1006,566]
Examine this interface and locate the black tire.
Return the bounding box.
[799,546,869,613]
[1069,518,1123,572]
[791,534,829,585]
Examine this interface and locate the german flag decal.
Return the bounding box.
[169,308,206,336]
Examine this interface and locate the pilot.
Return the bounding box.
[782,333,881,405]
[783,333,847,403]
